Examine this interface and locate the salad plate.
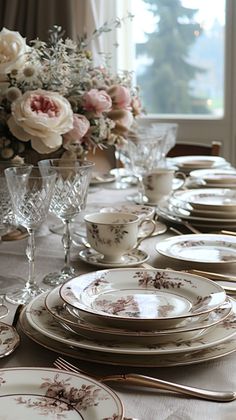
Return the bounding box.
[20,307,236,367]
[0,321,20,358]
[77,248,149,268]
[45,286,232,344]
[60,268,225,329]
[0,367,123,419]
[25,293,236,355]
[156,234,236,264]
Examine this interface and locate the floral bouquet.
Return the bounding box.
[0,25,142,163]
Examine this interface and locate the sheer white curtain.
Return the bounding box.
[75,0,116,67]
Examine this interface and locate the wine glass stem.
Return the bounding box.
[137,175,145,204]
[61,219,73,275]
[25,228,36,289]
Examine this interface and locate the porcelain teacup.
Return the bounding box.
[142,168,186,204]
[84,212,155,263]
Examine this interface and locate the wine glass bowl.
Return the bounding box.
[38,159,94,286]
[4,165,56,304]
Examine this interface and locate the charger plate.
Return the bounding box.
[25,293,236,355]
[20,306,236,367]
[45,286,232,344]
[0,367,123,419]
[156,234,236,264]
[59,268,225,330]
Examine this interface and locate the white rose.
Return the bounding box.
[0,27,29,74]
[8,89,74,154]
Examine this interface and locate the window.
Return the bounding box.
[100,0,236,164]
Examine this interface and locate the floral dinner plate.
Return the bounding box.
[156,234,236,264]
[25,293,236,355]
[60,268,225,329]
[0,367,123,419]
[45,286,232,344]
[20,307,236,367]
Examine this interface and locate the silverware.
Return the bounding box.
[188,269,236,283]
[221,230,236,236]
[12,304,25,328]
[53,357,236,402]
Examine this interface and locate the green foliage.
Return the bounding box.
[137,0,210,114]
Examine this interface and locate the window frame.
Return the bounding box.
[100,0,236,164]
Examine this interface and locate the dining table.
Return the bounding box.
[1,176,236,420]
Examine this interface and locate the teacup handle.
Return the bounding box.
[173,171,186,190]
[136,218,156,248]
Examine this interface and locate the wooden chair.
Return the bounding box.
[167,141,222,157]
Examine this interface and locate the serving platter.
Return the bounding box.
[45,286,232,344]
[156,234,236,264]
[20,300,236,366]
[59,268,225,330]
[0,367,123,419]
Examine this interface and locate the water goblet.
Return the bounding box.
[4,165,56,304]
[38,159,94,286]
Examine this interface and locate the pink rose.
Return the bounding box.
[108,109,134,135]
[83,88,112,116]
[63,114,90,149]
[107,85,131,109]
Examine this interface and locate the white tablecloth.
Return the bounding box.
[0,184,236,420]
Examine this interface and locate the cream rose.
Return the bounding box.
[0,27,28,74]
[8,89,73,154]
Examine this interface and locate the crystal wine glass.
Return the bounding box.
[4,165,56,304]
[38,159,94,286]
[0,165,15,239]
[127,129,164,203]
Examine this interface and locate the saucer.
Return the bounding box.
[90,172,116,185]
[77,248,149,267]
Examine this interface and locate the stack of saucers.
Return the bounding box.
[19,268,236,367]
[157,187,236,231]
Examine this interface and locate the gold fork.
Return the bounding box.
[53,356,236,402]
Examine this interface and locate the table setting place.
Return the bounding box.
[2,152,236,420]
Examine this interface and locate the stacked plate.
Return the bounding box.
[20,268,236,367]
[157,188,236,231]
[189,168,236,188]
[168,155,229,173]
